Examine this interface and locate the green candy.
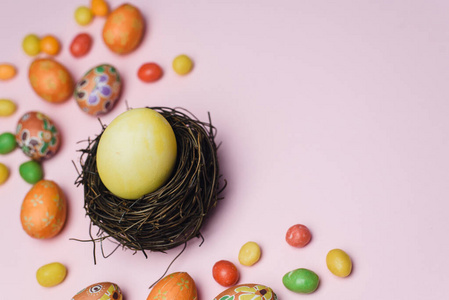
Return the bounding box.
[19,160,43,184]
[0,132,17,154]
[282,268,319,294]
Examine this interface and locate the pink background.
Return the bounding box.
[1,0,449,298]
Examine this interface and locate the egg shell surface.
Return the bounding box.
[28,58,74,103]
[214,284,277,300]
[15,111,60,161]
[72,282,122,300]
[102,3,145,54]
[74,64,122,116]
[146,272,198,300]
[96,108,177,199]
[20,180,67,239]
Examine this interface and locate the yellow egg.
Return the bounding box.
[0,99,17,117]
[173,54,193,75]
[238,241,261,266]
[36,262,67,287]
[0,163,9,185]
[96,108,177,199]
[326,248,352,277]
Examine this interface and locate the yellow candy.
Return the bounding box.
[0,99,17,117]
[0,64,16,80]
[0,163,9,185]
[75,6,93,26]
[22,34,41,56]
[238,241,261,266]
[326,248,352,277]
[173,54,193,75]
[36,262,67,287]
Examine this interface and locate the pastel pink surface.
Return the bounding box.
[1,0,449,299]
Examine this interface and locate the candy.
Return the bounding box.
[0,64,17,80]
[238,241,261,266]
[0,132,16,154]
[70,33,92,58]
[22,34,40,56]
[285,224,312,248]
[282,268,319,294]
[0,163,9,185]
[0,99,17,116]
[19,160,43,184]
[40,35,60,56]
[173,54,193,75]
[138,62,163,83]
[75,6,93,26]
[326,248,352,277]
[36,262,67,287]
[213,260,239,287]
[91,0,109,16]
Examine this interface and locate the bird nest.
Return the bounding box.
[75,107,225,259]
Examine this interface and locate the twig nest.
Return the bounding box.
[76,107,225,254]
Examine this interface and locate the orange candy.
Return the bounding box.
[40,35,60,56]
[91,0,109,16]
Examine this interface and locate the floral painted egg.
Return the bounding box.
[16,111,60,161]
[74,64,122,116]
[72,282,122,300]
[102,3,145,54]
[20,180,67,239]
[28,58,74,103]
[146,272,197,300]
[214,284,277,300]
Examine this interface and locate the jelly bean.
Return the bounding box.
[70,33,93,58]
[238,241,261,266]
[0,99,17,116]
[36,262,67,287]
[22,34,41,56]
[326,249,352,277]
[91,0,109,16]
[285,224,312,248]
[282,268,319,294]
[138,63,163,83]
[173,54,193,75]
[40,35,60,56]
[19,160,43,184]
[212,260,239,287]
[0,132,16,154]
[0,163,9,185]
[75,6,93,26]
[0,64,17,80]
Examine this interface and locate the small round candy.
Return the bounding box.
[36,262,67,287]
[238,241,261,266]
[0,99,17,117]
[0,64,17,80]
[138,62,163,82]
[172,54,193,75]
[70,33,93,58]
[0,163,9,185]
[283,268,319,294]
[286,224,312,248]
[91,0,109,16]
[212,260,239,287]
[22,34,41,56]
[40,35,60,55]
[19,160,43,184]
[326,249,352,277]
[75,6,93,26]
[0,132,17,154]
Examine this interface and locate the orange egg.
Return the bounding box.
[28,58,74,103]
[20,180,67,239]
[72,282,122,300]
[146,272,198,300]
[102,3,145,54]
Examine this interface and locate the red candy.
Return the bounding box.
[212,260,239,287]
[137,62,163,83]
[285,224,312,248]
[70,33,92,58]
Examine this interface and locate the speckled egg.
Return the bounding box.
[28,58,74,103]
[20,180,67,239]
[146,272,197,300]
[74,64,121,116]
[214,284,277,300]
[72,282,122,300]
[16,111,60,161]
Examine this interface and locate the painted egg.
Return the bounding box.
[20,180,67,239]
[28,58,74,103]
[74,64,122,116]
[72,282,122,300]
[15,111,60,161]
[146,272,197,300]
[102,3,145,54]
[214,284,277,300]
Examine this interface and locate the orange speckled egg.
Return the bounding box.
[146,272,197,300]
[29,58,74,103]
[72,282,122,300]
[102,3,145,55]
[20,180,67,239]
[16,111,60,161]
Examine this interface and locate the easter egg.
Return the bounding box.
[74,64,121,116]
[238,241,261,266]
[72,282,122,300]
[173,55,193,75]
[0,63,17,80]
[326,248,352,277]
[20,180,67,239]
[15,111,60,161]
[146,272,197,300]
[40,35,61,56]
[0,163,9,185]
[212,260,239,287]
[213,284,277,300]
[70,33,93,58]
[36,262,67,287]
[19,160,43,184]
[102,3,144,54]
[28,58,74,103]
[22,34,41,56]
[96,108,177,199]
[0,99,17,117]
[282,268,319,294]
[285,224,312,248]
[0,132,17,154]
